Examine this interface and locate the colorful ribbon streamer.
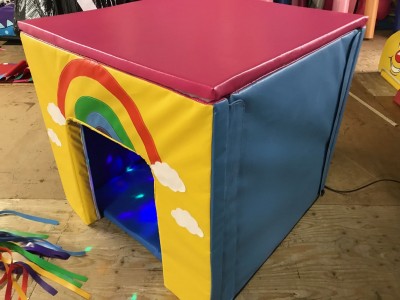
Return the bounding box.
[0,231,87,257]
[0,242,87,287]
[0,210,59,225]
[0,211,91,299]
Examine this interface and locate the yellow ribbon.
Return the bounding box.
[24,261,91,299]
[0,251,27,300]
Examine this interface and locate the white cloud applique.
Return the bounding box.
[47,103,66,126]
[151,161,185,192]
[47,128,62,147]
[171,208,204,238]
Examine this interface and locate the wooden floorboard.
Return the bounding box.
[351,73,400,125]
[235,204,400,300]
[1,200,399,299]
[0,85,65,200]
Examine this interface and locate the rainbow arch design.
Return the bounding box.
[75,96,134,150]
[57,59,161,165]
[55,58,186,193]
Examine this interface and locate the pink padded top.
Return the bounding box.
[19,0,367,102]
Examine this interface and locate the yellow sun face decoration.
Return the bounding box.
[379,31,400,90]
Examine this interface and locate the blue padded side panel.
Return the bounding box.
[210,99,244,300]
[319,28,365,190]
[210,28,364,300]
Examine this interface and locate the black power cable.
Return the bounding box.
[325,179,400,194]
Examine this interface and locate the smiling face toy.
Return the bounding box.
[390,49,400,76]
[379,31,400,91]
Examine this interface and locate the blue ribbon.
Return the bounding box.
[0,210,59,225]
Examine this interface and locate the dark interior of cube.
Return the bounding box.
[80,125,161,260]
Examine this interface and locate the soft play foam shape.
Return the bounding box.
[0,3,16,37]
[18,1,367,299]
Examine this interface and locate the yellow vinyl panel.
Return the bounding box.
[21,32,214,299]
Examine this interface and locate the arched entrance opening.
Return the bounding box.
[80,125,161,259]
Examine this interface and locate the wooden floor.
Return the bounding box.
[1,30,400,299]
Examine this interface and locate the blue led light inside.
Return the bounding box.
[126,166,135,173]
[81,125,161,259]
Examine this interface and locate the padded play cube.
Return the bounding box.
[19,1,367,299]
